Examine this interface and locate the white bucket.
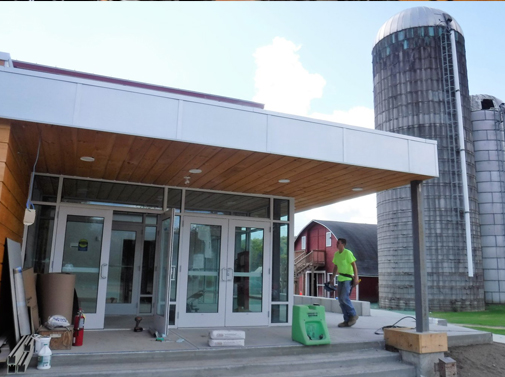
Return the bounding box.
[37,345,52,370]
[34,335,51,355]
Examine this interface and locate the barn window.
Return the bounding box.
[301,236,306,250]
[326,232,332,247]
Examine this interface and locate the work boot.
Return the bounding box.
[338,321,349,328]
[347,315,359,327]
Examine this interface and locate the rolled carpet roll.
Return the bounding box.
[37,273,76,326]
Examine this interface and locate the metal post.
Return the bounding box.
[310,267,315,296]
[411,180,429,332]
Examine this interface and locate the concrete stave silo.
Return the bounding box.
[373,7,485,311]
[471,95,505,304]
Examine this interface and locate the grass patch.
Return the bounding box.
[431,304,505,328]
[463,326,505,336]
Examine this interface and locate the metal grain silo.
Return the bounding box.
[373,7,485,311]
[471,95,505,304]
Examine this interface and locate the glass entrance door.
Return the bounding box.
[178,217,228,327]
[225,219,270,326]
[105,224,142,315]
[153,210,175,336]
[53,206,113,329]
[178,217,270,327]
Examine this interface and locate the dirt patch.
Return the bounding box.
[445,342,505,377]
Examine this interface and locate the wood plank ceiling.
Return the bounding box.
[10,119,433,213]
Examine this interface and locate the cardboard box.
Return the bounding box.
[384,328,448,354]
[22,268,40,331]
[37,326,74,350]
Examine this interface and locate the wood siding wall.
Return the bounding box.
[308,224,338,271]
[0,120,31,293]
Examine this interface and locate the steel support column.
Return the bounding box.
[411,180,429,332]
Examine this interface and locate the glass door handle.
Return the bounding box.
[221,268,234,281]
[100,263,108,279]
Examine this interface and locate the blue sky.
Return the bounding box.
[1,2,504,234]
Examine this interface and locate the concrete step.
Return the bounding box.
[36,341,387,367]
[239,363,416,377]
[4,345,416,377]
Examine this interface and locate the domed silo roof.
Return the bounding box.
[470,94,505,111]
[375,6,464,45]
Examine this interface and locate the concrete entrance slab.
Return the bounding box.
[0,309,493,377]
[45,309,491,355]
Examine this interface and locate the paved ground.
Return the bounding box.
[51,309,495,355]
[0,308,498,377]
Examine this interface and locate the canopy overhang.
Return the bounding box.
[0,60,438,212]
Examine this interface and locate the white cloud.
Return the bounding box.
[253,37,375,130]
[310,106,375,129]
[253,37,326,117]
[252,38,377,235]
[294,194,377,236]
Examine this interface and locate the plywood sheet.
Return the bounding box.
[6,239,22,342]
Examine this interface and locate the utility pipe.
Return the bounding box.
[448,21,474,277]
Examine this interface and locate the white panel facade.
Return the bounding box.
[0,70,77,125]
[181,101,268,151]
[408,140,440,176]
[345,128,409,171]
[0,66,439,179]
[77,86,179,139]
[267,116,344,162]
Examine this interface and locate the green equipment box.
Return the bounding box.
[292,304,331,345]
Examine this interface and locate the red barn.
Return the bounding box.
[294,220,378,303]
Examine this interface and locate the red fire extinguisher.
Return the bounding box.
[73,309,85,346]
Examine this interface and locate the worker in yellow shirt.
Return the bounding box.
[328,238,359,327]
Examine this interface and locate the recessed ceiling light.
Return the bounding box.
[189,169,202,174]
[278,179,290,183]
[80,156,95,162]
[352,187,363,192]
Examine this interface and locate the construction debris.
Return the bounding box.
[7,335,34,374]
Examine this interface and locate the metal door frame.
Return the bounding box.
[225,218,270,327]
[52,205,113,329]
[177,216,271,328]
[153,210,175,336]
